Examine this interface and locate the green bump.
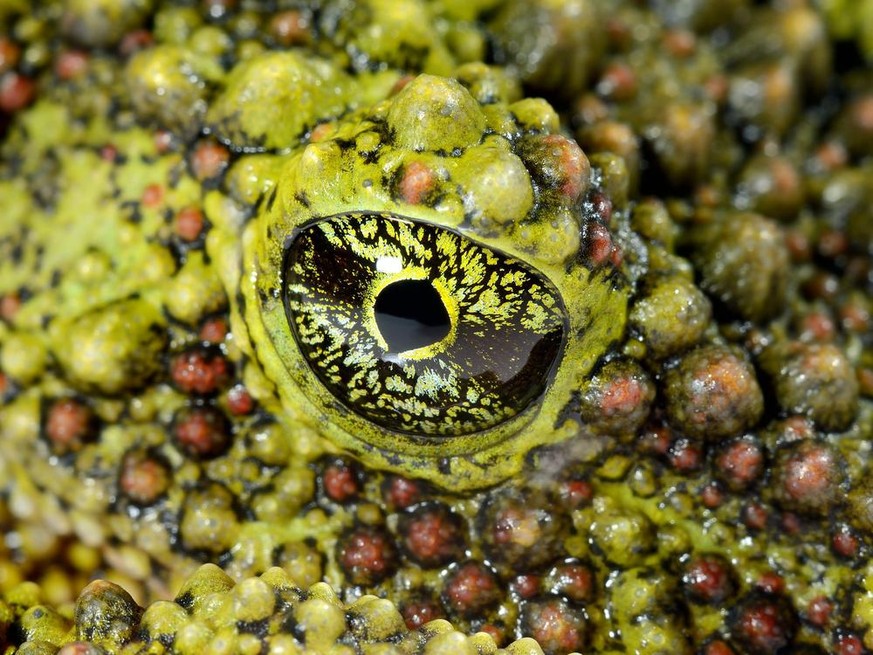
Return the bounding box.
[589,508,655,568]
[62,0,154,47]
[505,638,545,655]
[387,75,486,152]
[20,605,70,646]
[422,630,478,655]
[140,601,189,645]
[176,564,236,612]
[232,578,275,624]
[0,333,48,385]
[180,484,241,554]
[295,598,346,651]
[207,52,351,150]
[453,140,533,226]
[74,580,142,648]
[50,298,167,395]
[347,596,407,642]
[629,274,712,360]
[165,252,228,326]
[126,45,213,139]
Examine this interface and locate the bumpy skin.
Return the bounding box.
[242,73,626,489]
[0,2,872,655]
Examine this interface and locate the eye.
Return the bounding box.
[283,212,567,437]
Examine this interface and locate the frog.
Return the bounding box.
[1,1,873,654]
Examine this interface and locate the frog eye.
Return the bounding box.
[283,212,567,437]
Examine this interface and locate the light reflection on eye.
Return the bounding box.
[375,255,403,274]
[282,212,568,438]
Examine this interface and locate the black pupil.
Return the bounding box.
[374,279,451,353]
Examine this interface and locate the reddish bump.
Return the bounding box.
[390,74,415,96]
[322,458,361,504]
[529,133,591,202]
[400,596,445,630]
[742,502,768,531]
[55,50,89,80]
[558,478,593,509]
[45,398,95,454]
[703,639,736,655]
[520,597,588,654]
[0,293,21,322]
[798,311,835,342]
[546,560,595,603]
[805,595,832,627]
[119,449,171,506]
[154,129,175,154]
[638,425,672,457]
[170,347,231,396]
[172,406,232,459]
[191,139,230,182]
[818,228,848,259]
[730,593,798,654]
[226,384,254,416]
[700,483,724,509]
[308,122,334,143]
[174,206,205,242]
[716,438,764,491]
[269,10,312,47]
[119,29,154,57]
[510,574,541,600]
[99,144,119,162]
[399,504,466,568]
[199,317,228,344]
[832,525,860,559]
[814,140,848,171]
[382,475,422,511]
[663,29,697,58]
[836,632,865,655]
[669,438,703,473]
[0,38,21,74]
[587,222,615,267]
[755,571,785,595]
[682,553,736,604]
[442,561,501,618]
[336,526,398,586]
[597,62,637,101]
[784,228,811,262]
[397,160,437,205]
[141,183,164,208]
[0,72,36,113]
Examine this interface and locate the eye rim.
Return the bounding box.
[281,210,570,441]
[245,199,629,490]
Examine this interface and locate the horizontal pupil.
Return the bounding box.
[374,279,451,353]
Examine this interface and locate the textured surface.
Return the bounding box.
[0,1,872,654]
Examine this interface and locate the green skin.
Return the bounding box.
[1,2,873,654]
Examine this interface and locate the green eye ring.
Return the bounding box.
[242,203,627,491]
